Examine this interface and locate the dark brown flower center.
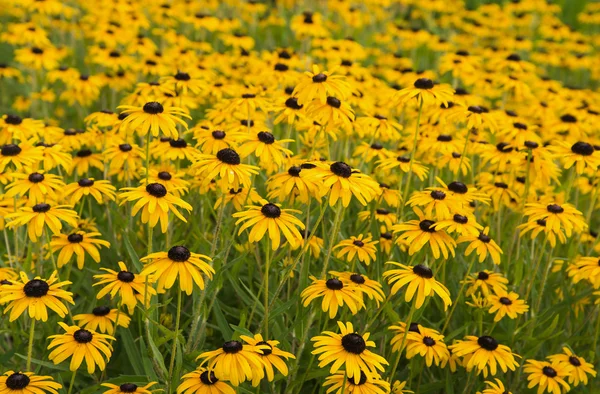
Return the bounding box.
[28,173,45,183]
[92,306,111,316]
[5,114,22,125]
[174,72,191,81]
[453,214,468,224]
[447,181,468,194]
[330,162,352,178]
[119,144,132,152]
[261,203,281,218]
[168,245,191,262]
[414,78,434,89]
[223,340,243,353]
[257,341,273,355]
[341,333,366,354]
[326,96,341,108]
[478,233,491,243]
[6,373,30,389]
[542,366,557,378]
[423,336,436,346]
[143,102,164,114]
[73,329,93,343]
[257,131,275,144]
[419,220,436,233]
[499,297,512,305]
[200,371,219,385]
[560,114,577,123]
[24,279,49,297]
[78,178,94,187]
[67,233,84,243]
[169,139,187,148]
[571,142,594,156]
[569,356,581,367]
[477,336,498,351]
[285,97,303,110]
[146,183,167,197]
[117,271,135,283]
[32,203,51,213]
[547,204,564,214]
[350,274,365,284]
[288,166,301,177]
[120,383,138,392]
[349,371,367,386]
[430,190,446,200]
[216,148,241,165]
[1,144,22,156]
[413,264,433,278]
[212,130,226,139]
[312,73,327,83]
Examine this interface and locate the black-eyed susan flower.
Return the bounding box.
[547,347,596,387]
[457,227,503,265]
[4,172,65,204]
[233,202,304,250]
[140,246,214,295]
[47,323,113,374]
[391,380,414,394]
[405,326,450,367]
[0,371,62,394]
[306,96,355,129]
[0,141,44,172]
[377,156,429,181]
[62,178,117,205]
[178,368,235,394]
[239,334,295,385]
[487,291,528,322]
[193,127,241,155]
[301,276,364,318]
[333,234,378,266]
[237,131,293,168]
[449,335,520,376]
[523,360,570,394]
[6,203,78,242]
[311,321,388,380]
[191,148,259,192]
[464,271,509,297]
[433,212,483,236]
[293,65,352,105]
[119,183,192,233]
[331,271,385,307]
[73,306,131,335]
[0,271,73,322]
[196,339,266,386]
[93,261,156,314]
[70,148,104,176]
[266,165,321,204]
[101,382,158,393]
[392,208,456,259]
[118,102,191,140]
[49,231,110,269]
[518,218,567,248]
[407,187,462,220]
[323,371,390,394]
[394,78,454,107]
[476,379,512,394]
[305,161,379,207]
[357,208,397,229]
[383,263,452,310]
[550,141,600,174]
[524,201,586,238]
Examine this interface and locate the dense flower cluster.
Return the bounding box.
[0,0,599,393]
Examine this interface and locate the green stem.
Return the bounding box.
[167,288,183,393]
[321,202,344,276]
[400,97,424,219]
[26,319,35,371]
[264,239,271,339]
[442,255,477,333]
[67,370,77,394]
[389,301,416,381]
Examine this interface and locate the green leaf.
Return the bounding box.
[212,299,234,340]
[15,354,70,372]
[123,233,142,271]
